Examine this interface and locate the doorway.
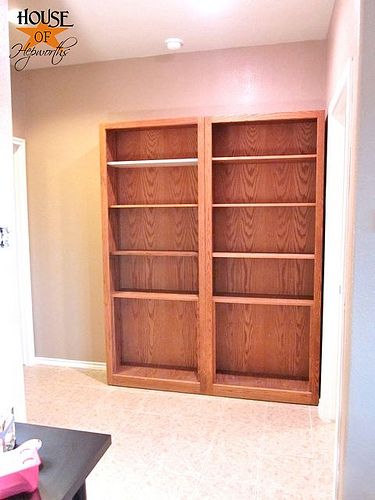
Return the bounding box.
[320,61,353,496]
[13,137,35,366]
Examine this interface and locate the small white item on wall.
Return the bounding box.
[0,227,10,249]
[0,408,15,452]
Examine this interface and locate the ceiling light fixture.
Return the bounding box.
[165,38,183,51]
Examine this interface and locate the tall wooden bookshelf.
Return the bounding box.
[100,118,205,393]
[205,111,325,404]
[101,111,325,404]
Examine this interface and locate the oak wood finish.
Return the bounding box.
[214,258,314,298]
[213,295,313,306]
[215,303,310,379]
[212,119,317,156]
[114,207,198,251]
[212,203,315,207]
[115,365,198,382]
[206,111,324,404]
[111,250,198,257]
[115,255,198,293]
[309,111,325,397]
[101,111,325,404]
[100,126,116,378]
[212,380,312,404]
[115,125,197,160]
[201,116,215,393]
[215,373,309,391]
[112,291,198,301]
[213,252,314,259]
[197,118,210,392]
[110,204,198,208]
[111,367,200,393]
[213,154,316,163]
[114,298,197,369]
[111,165,197,205]
[102,117,203,391]
[213,162,316,204]
[213,206,315,253]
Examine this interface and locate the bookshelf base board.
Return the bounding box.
[212,373,315,405]
[109,365,200,393]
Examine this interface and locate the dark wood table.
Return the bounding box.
[8,423,111,500]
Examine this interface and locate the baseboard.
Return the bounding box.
[33,356,106,370]
[318,398,336,422]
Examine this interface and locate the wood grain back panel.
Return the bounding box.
[115,126,197,160]
[106,130,117,162]
[213,162,316,204]
[115,298,197,369]
[212,120,317,157]
[108,210,119,253]
[215,303,310,379]
[116,207,198,251]
[214,258,314,298]
[213,207,315,253]
[114,166,197,205]
[115,255,198,293]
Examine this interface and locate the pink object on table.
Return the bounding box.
[0,441,41,499]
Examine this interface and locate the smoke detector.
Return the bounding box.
[165,38,183,50]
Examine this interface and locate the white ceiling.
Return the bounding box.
[8,0,335,69]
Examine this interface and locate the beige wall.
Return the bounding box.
[11,40,327,362]
[325,0,359,496]
[327,0,375,497]
[326,0,359,102]
[0,0,26,417]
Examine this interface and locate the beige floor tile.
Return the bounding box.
[213,419,265,458]
[129,468,200,500]
[311,423,336,459]
[87,459,166,500]
[314,450,335,498]
[206,439,261,480]
[261,403,312,430]
[256,454,316,499]
[262,424,313,459]
[100,387,151,416]
[256,488,315,500]
[193,477,258,500]
[24,366,335,500]
[215,400,273,426]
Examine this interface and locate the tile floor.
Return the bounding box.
[24,366,335,499]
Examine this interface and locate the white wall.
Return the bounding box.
[339,0,375,496]
[0,0,26,420]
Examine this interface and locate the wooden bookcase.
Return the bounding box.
[101,111,325,404]
[205,111,325,404]
[100,118,205,393]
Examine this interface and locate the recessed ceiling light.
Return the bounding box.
[8,8,20,24]
[165,38,183,51]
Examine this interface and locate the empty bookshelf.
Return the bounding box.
[101,111,325,404]
[101,118,205,393]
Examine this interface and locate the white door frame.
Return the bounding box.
[319,61,353,424]
[319,61,354,500]
[13,137,35,366]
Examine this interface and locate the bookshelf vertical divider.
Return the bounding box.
[101,111,325,404]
